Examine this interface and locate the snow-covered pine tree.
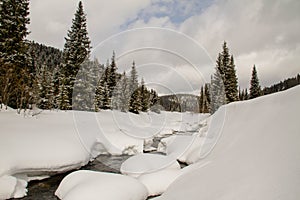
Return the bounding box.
[210,68,226,114]
[95,62,111,110]
[249,65,261,99]
[0,0,32,110]
[107,51,118,98]
[149,89,158,107]
[35,64,55,109]
[140,78,150,112]
[128,61,140,114]
[57,76,71,110]
[60,1,91,109]
[112,71,130,112]
[73,59,101,111]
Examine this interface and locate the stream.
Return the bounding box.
[19,155,131,200]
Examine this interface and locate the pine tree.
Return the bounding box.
[107,51,118,98]
[60,1,91,109]
[73,59,101,111]
[222,42,238,103]
[0,0,32,110]
[129,61,138,91]
[129,88,141,114]
[140,78,150,112]
[199,86,204,113]
[128,61,140,114]
[210,70,226,114]
[113,72,130,112]
[249,65,261,99]
[95,63,111,110]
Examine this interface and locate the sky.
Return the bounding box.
[28,0,300,95]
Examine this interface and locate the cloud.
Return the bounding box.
[28,0,300,93]
[28,0,152,49]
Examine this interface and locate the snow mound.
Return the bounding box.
[138,169,181,196]
[158,86,300,200]
[55,170,148,200]
[120,154,180,178]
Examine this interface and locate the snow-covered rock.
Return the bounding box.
[157,86,300,200]
[55,170,148,200]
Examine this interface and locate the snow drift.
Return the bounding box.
[55,170,148,200]
[158,86,300,200]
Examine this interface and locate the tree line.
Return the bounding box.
[199,41,300,114]
[0,0,159,114]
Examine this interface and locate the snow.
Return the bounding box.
[138,169,181,196]
[55,170,148,200]
[120,154,180,178]
[0,107,207,199]
[157,86,300,200]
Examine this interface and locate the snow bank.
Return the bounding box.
[0,108,207,199]
[55,170,148,200]
[120,154,180,178]
[158,86,300,200]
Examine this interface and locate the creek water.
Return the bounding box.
[19,155,131,200]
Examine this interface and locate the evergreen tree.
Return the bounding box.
[60,1,91,109]
[128,61,140,113]
[113,72,130,112]
[36,64,55,109]
[199,86,204,113]
[129,61,138,92]
[107,51,118,98]
[73,59,102,111]
[249,65,261,99]
[129,88,141,114]
[222,43,238,103]
[0,0,32,110]
[95,63,111,110]
[140,78,150,112]
[210,70,226,114]
[149,89,158,107]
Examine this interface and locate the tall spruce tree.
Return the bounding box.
[108,51,118,98]
[221,42,238,103]
[224,55,238,102]
[140,78,150,112]
[0,0,32,110]
[129,61,140,113]
[59,1,91,110]
[249,65,261,99]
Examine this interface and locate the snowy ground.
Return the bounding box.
[1,86,299,199]
[0,106,207,199]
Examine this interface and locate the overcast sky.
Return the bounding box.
[28,0,300,95]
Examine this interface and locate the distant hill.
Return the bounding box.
[159,94,199,112]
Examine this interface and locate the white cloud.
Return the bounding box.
[28,0,152,49]
[28,0,300,93]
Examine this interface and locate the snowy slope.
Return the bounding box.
[158,86,300,200]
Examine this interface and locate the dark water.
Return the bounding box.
[19,155,130,200]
